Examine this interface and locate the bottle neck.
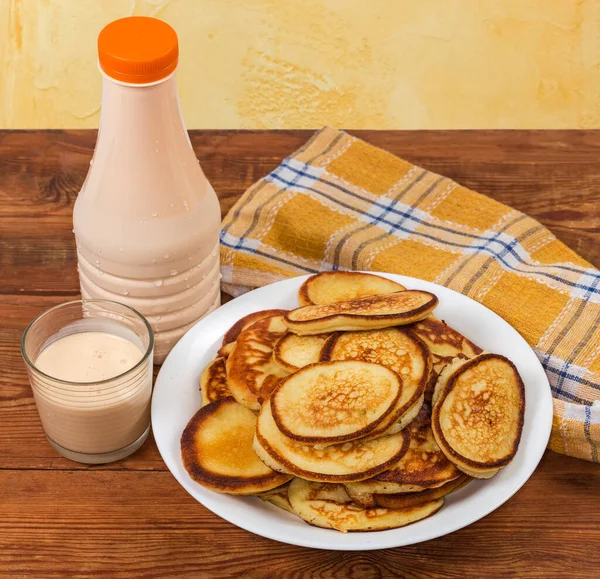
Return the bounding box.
[96,71,191,156]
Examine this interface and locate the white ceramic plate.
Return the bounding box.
[152,273,552,551]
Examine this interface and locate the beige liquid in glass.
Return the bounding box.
[33,330,151,456]
[36,332,142,383]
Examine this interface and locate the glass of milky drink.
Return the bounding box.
[21,300,154,464]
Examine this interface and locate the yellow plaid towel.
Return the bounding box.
[220,127,600,463]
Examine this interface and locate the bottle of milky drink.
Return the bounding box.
[74,17,221,364]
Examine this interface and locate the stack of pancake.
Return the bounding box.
[182,272,525,533]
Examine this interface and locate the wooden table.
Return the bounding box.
[1,130,599,578]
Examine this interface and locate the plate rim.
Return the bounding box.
[152,272,553,550]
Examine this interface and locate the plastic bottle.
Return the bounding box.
[73,17,221,363]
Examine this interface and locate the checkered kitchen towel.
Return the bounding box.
[220,127,600,463]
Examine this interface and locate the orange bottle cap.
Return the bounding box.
[98,16,178,84]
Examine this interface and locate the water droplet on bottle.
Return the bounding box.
[164,254,170,259]
[184,276,188,281]
[95,259,100,267]
[154,280,163,287]
[151,212,158,217]
[187,256,192,261]
[170,269,178,276]
[183,200,189,210]
[97,247,102,253]
[140,220,145,224]
[72,228,75,234]
[90,159,94,166]
[155,148,159,153]
[169,203,174,208]
[98,271,104,276]
[119,247,124,252]
[156,316,162,321]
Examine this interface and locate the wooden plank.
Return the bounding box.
[0,451,598,578]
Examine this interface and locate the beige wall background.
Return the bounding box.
[2,0,599,129]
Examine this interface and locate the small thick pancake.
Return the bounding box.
[181,397,292,494]
[424,353,467,402]
[226,315,290,410]
[285,291,438,335]
[411,317,483,400]
[374,474,471,509]
[431,357,470,407]
[218,309,288,358]
[432,353,525,479]
[411,317,482,359]
[217,341,235,358]
[371,404,462,488]
[221,309,289,347]
[199,358,231,407]
[353,395,423,444]
[271,361,402,443]
[344,404,462,500]
[273,333,329,372]
[288,478,443,532]
[253,401,410,482]
[298,271,406,306]
[321,328,431,433]
[256,481,295,514]
[257,374,284,404]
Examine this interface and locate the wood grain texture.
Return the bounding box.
[1,130,599,578]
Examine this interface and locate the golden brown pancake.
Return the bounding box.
[285,291,438,335]
[181,397,292,494]
[374,474,471,509]
[361,397,424,441]
[298,271,406,306]
[217,341,235,359]
[321,328,431,435]
[410,317,483,401]
[432,353,525,479]
[253,400,411,483]
[257,374,284,405]
[225,315,290,410]
[273,333,330,372]
[256,481,295,514]
[199,357,231,407]
[372,403,462,488]
[218,309,288,358]
[344,404,462,502]
[271,361,402,443]
[288,478,443,532]
[221,309,289,347]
